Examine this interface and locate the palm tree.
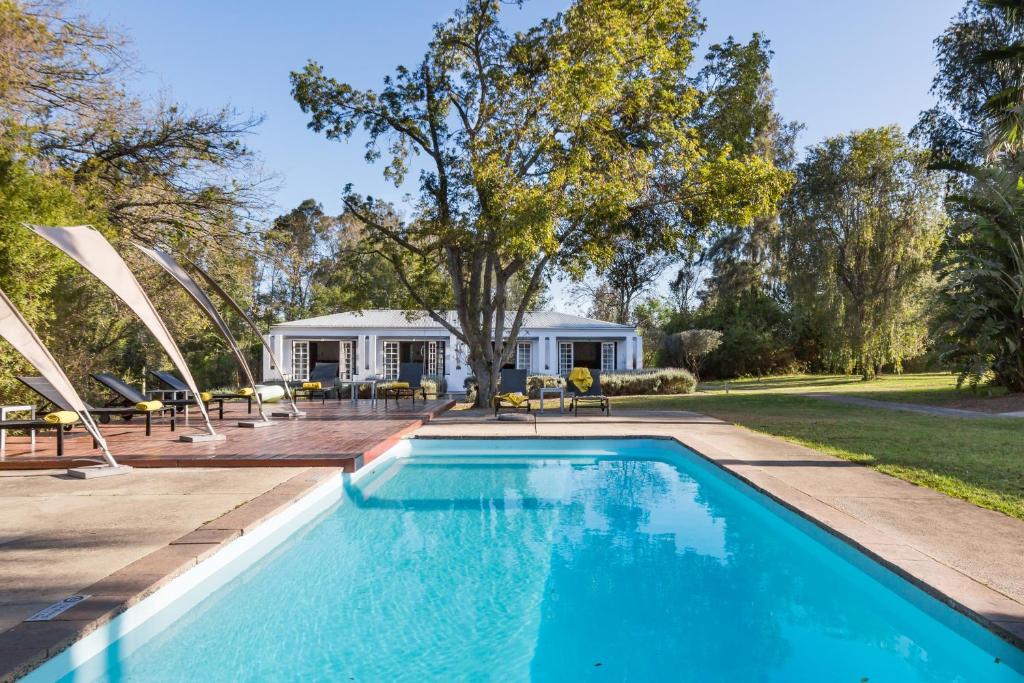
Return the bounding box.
[978,0,1024,156]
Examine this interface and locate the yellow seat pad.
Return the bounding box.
[135,400,164,412]
[498,392,528,407]
[44,411,78,424]
[301,382,322,390]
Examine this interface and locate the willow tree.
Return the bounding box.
[781,127,945,379]
[291,0,788,405]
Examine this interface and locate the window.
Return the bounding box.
[291,341,309,382]
[383,341,399,379]
[601,342,616,372]
[558,342,573,376]
[516,342,532,371]
[340,341,354,380]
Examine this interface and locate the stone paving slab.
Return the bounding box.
[418,409,1024,648]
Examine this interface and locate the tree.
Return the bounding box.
[781,127,945,379]
[664,329,722,382]
[938,161,1024,390]
[291,0,789,405]
[570,238,673,324]
[913,0,1024,165]
[258,199,336,322]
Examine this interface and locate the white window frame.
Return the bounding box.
[558,342,573,376]
[426,341,438,375]
[516,342,532,371]
[382,341,399,380]
[340,341,354,380]
[291,340,310,382]
[601,342,616,372]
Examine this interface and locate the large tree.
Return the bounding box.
[291,0,788,405]
[781,127,945,378]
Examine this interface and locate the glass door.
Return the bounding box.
[291,341,309,381]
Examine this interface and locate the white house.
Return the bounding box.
[263,309,643,391]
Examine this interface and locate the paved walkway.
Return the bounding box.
[0,468,306,635]
[801,392,1024,419]
[419,409,1024,647]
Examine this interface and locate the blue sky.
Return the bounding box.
[86,0,964,311]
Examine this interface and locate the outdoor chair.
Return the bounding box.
[568,368,610,416]
[493,368,531,416]
[383,363,428,407]
[0,412,78,456]
[293,362,339,404]
[18,375,175,436]
[90,372,219,420]
[149,369,255,416]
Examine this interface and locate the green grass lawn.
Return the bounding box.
[614,373,1024,520]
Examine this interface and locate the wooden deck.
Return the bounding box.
[0,398,454,470]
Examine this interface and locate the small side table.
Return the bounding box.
[538,387,565,414]
[1,404,36,452]
[336,380,378,406]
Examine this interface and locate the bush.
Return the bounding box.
[526,374,566,398]
[599,368,697,396]
[376,375,447,397]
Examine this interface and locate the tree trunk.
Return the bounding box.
[472,356,501,409]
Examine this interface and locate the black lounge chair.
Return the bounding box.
[148,369,254,415]
[90,372,222,420]
[383,363,428,407]
[293,362,339,404]
[0,415,75,456]
[569,369,610,416]
[17,375,175,436]
[493,369,531,416]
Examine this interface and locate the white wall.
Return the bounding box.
[263,325,642,391]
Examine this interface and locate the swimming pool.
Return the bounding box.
[35,438,1024,681]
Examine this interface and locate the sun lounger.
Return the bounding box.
[148,369,254,415]
[493,368,531,416]
[90,372,222,420]
[18,375,175,436]
[0,414,76,456]
[568,368,610,416]
[292,362,340,404]
[383,363,428,407]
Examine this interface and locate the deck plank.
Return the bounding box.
[0,398,453,470]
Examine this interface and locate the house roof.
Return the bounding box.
[271,309,636,331]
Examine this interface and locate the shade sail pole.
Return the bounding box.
[185,259,302,415]
[25,224,217,437]
[132,243,269,422]
[0,288,118,467]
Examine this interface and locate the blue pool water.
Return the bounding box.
[59,438,1022,682]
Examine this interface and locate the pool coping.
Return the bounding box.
[4,427,1024,679]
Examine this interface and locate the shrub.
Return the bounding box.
[377,375,447,397]
[599,368,696,396]
[526,374,566,398]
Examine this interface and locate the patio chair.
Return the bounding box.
[568,368,610,416]
[18,375,175,436]
[493,368,531,416]
[0,411,78,456]
[148,369,255,416]
[91,372,221,420]
[293,362,339,404]
[383,363,428,407]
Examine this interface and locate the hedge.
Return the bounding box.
[463,368,695,400]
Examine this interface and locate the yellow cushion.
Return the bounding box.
[135,400,164,412]
[302,381,322,390]
[44,411,78,424]
[568,367,593,392]
[238,387,254,396]
[388,382,410,389]
[500,392,528,408]
[200,391,213,403]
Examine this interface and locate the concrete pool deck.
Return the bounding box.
[1,407,1023,679]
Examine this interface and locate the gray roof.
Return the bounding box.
[271,309,635,331]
